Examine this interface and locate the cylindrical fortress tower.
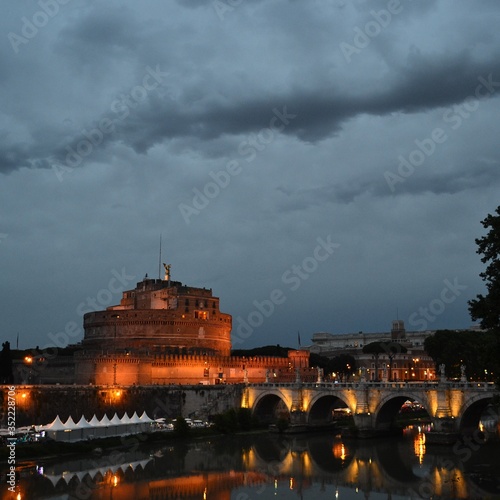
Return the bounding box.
[82,276,232,356]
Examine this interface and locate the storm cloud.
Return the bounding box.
[1,0,499,349]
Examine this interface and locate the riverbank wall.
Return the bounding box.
[0,384,244,427]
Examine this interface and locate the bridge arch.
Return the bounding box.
[252,390,291,424]
[374,392,431,431]
[457,393,495,432]
[306,393,353,424]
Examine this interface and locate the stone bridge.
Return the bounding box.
[241,379,498,436]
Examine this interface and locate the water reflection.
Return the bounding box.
[2,428,500,499]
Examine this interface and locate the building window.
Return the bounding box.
[195,311,208,320]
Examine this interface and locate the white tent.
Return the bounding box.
[44,415,67,431]
[110,413,122,426]
[120,412,131,424]
[40,409,157,442]
[129,412,141,423]
[99,414,112,426]
[44,415,71,441]
[139,411,153,423]
[64,416,79,430]
[76,415,92,429]
[74,416,93,441]
[88,414,101,427]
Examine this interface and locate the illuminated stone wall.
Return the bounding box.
[82,278,232,356]
[75,351,313,385]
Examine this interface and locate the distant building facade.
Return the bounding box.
[310,320,437,381]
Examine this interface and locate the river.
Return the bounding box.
[2,426,500,499]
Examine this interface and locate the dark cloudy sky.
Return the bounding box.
[1,0,500,351]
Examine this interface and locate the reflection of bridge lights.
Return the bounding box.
[112,474,119,487]
[289,477,293,490]
[203,487,207,500]
[333,442,347,461]
[413,431,426,464]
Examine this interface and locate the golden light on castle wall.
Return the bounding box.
[16,390,30,407]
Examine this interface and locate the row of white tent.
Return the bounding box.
[39,411,154,442]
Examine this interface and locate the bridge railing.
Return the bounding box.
[247,381,497,390]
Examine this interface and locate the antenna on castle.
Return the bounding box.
[158,233,162,280]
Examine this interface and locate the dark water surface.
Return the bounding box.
[2,426,500,499]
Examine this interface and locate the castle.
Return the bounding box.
[74,264,311,385]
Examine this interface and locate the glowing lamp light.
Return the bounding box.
[24,356,32,364]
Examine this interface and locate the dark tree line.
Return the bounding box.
[468,205,500,331]
[424,330,500,382]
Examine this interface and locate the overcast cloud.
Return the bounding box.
[1,0,500,350]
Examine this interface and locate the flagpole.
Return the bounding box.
[158,233,162,280]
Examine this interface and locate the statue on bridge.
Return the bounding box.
[316,367,323,383]
[382,365,388,382]
[460,364,467,382]
[439,363,446,381]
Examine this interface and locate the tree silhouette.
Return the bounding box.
[0,341,14,384]
[468,205,500,330]
[363,341,407,381]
